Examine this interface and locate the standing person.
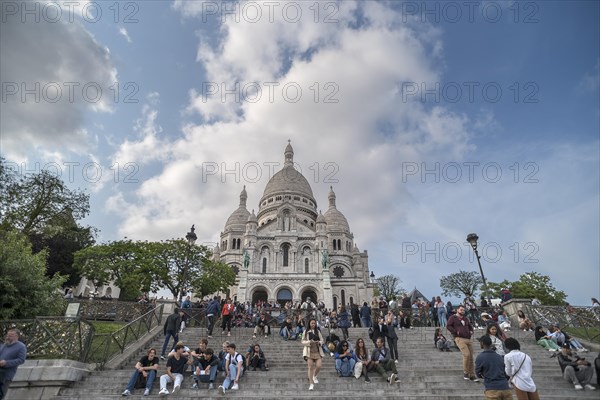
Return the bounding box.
[371,316,388,347]
[447,305,479,381]
[436,296,447,327]
[158,344,188,395]
[0,329,27,400]
[385,311,399,363]
[121,348,159,396]
[359,302,372,328]
[161,308,182,360]
[504,338,540,400]
[484,325,506,356]
[338,306,351,341]
[221,298,235,337]
[370,337,400,385]
[354,338,372,383]
[205,296,220,338]
[475,336,512,399]
[351,303,361,328]
[302,318,324,391]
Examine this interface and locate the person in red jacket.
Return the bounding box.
[447,304,479,382]
[221,298,235,337]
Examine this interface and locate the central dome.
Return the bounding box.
[260,142,316,204]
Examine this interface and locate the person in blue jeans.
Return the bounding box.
[360,302,372,328]
[121,348,159,396]
[334,340,356,377]
[219,343,244,394]
[161,308,182,359]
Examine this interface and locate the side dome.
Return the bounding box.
[324,187,350,232]
[224,186,250,231]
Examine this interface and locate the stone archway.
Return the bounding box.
[301,288,318,304]
[251,287,269,305]
[276,287,293,307]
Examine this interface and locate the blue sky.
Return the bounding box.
[1,0,598,305]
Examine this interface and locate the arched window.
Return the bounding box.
[333,240,337,250]
[305,258,309,273]
[262,258,267,274]
[237,239,241,249]
[337,239,341,250]
[341,289,346,307]
[282,244,290,266]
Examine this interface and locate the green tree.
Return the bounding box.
[440,270,483,298]
[376,274,406,301]
[488,272,567,305]
[193,259,236,299]
[0,229,66,319]
[0,158,95,286]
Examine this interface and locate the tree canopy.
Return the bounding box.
[376,274,406,301]
[488,272,567,305]
[440,270,483,298]
[0,229,66,319]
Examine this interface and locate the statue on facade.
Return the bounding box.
[321,249,329,270]
[243,249,250,269]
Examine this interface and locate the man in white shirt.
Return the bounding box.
[504,338,539,400]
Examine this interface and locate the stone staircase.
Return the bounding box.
[51,326,598,399]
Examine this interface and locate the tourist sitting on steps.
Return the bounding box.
[557,343,596,391]
[192,347,218,390]
[246,343,269,371]
[334,340,356,377]
[434,328,452,352]
[370,337,399,385]
[218,343,244,395]
[253,313,271,339]
[121,348,159,396]
[158,344,188,396]
[534,326,561,352]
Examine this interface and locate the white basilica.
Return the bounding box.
[214,143,375,310]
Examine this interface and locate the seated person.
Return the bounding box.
[517,310,534,331]
[547,325,566,346]
[253,314,271,338]
[217,341,229,373]
[334,340,356,377]
[295,314,305,338]
[433,328,451,352]
[497,311,512,331]
[246,343,268,371]
[280,317,295,340]
[121,348,159,396]
[562,330,589,353]
[190,338,208,378]
[192,347,219,390]
[219,343,244,395]
[557,343,596,391]
[158,344,189,395]
[322,331,340,357]
[370,337,399,384]
[534,326,561,351]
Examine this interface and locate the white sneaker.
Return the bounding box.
[394,359,398,363]
[232,383,239,390]
[143,389,150,396]
[122,389,131,396]
[159,388,169,396]
[218,385,226,395]
[585,384,596,390]
[574,384,583,390]
[313,375,319,384]
[309,384,314,391]
[172,385,180,393]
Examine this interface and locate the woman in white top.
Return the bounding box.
[504,338,540,400]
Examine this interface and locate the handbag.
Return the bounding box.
[353,361,363,379]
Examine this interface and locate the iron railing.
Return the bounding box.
[86,304,164,369]
[0,317,95,362]
[523,304,600,343]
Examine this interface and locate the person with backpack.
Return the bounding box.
[221,298,235,337]
[218,343,244,394]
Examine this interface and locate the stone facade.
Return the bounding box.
[215,143,375,309]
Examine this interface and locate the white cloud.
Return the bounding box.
[0,12,117,160]
[118,27,132,43]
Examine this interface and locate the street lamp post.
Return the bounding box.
[180,225,197,302]
[466,233,491,307]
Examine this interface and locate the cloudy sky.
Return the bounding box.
[1,0,598,305]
